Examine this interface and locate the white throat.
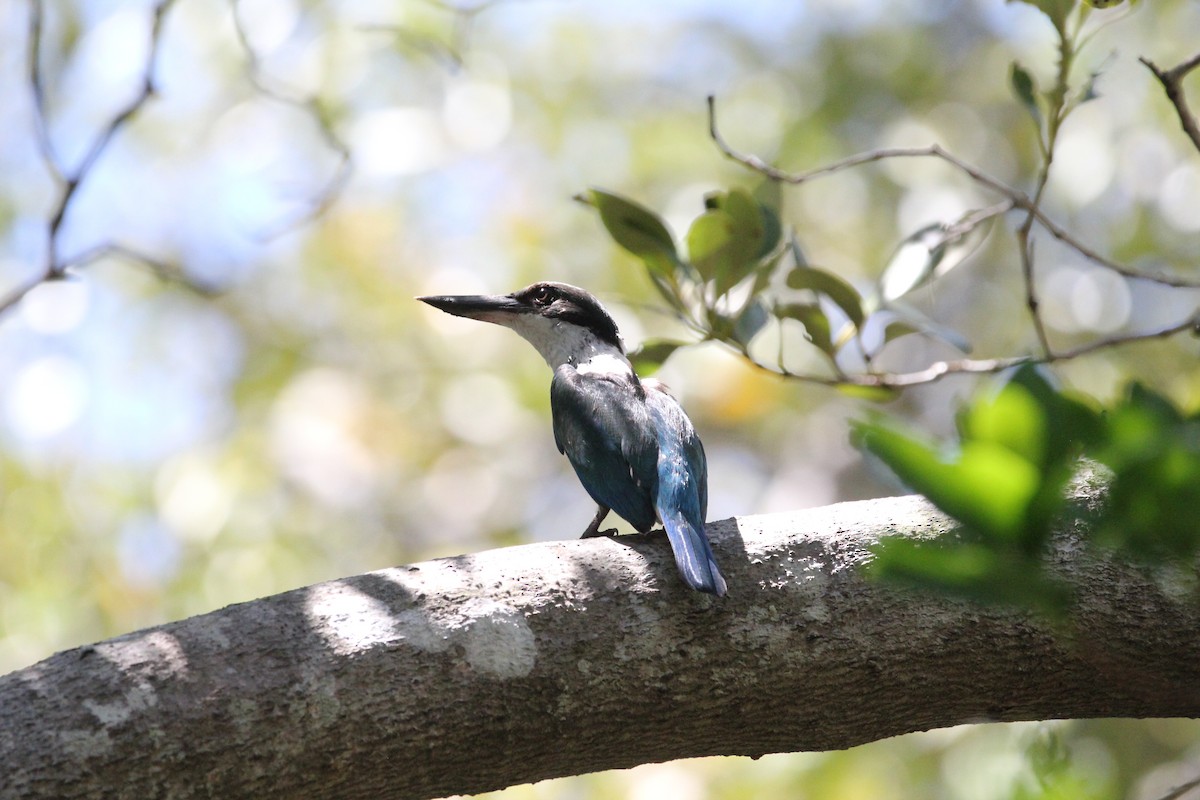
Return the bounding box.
[505,314,633,377]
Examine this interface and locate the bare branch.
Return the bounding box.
[0,271,55,318]
[1154,774,1200,800]
[25,0,61,182]
[66,243,223,296]
[707,95,1200,290]
[1141,52,1200,156]
[733,302,1200,391]
[33,0,177,276]
[229,0,353,237]
[703,93,1200,389]
[4,0,184,320]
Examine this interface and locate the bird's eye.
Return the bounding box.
[532,287,554,306]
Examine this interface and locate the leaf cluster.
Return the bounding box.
[580,187,990,383]
[855,366,1200,614]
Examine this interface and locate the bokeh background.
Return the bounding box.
[2,0,1200,797]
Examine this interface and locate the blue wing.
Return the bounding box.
[551,367,658,532]
[645,384,727,597]
[551,367,727,597]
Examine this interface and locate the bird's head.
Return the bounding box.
[418,282,625,369]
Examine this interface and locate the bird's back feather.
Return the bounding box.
[551,368,658,531]
[552,367,727,596]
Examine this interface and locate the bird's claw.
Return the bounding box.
[580,527,619,540]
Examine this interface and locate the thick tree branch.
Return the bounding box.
[2,487,1198,799]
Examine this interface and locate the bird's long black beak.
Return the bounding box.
[417,293,526,324]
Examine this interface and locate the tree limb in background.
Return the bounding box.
[3,0,358,318]
[2,487,1198,799]
[4,0,184,318]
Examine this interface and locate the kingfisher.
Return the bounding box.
[418,281,727,597]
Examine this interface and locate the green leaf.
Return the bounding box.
[855,420,1041,540]
[959,381,1047,467]
[1010,61,1043,132]
[867,537,1071,614]
[689,189,768,297]
[628,339,688,374]
[720,188,766,251]
[686,210,736,283]
[1007,365,1103,463]
[786,260,865,331]
[878,216,991,303]
[775,302,833,356]
[882,319,921,345]
[587,188,679,278]
[733,299,770,348]
[878,303,972,354]
[755,200,783,260]
[1088,383,1200,562]
[878,224,944,302]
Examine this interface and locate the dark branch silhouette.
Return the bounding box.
[1141,51,1200,155]
[2,0,358,318]
[6,0,183,318]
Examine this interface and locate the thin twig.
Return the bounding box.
[40,0,176,275]
[1141,52,1200,156]
[230,0,352,237]
[66,243,222,296]
[1015,225,1053,357]
[1152,773,1200,800]
[740,308,1200,390]
[944,200,1014,238]
[703,93,1200,389]
[26,0,61,182]
[707,95,1200,291]
[1013,21,1080,360]
[0,272,54,318]
[3,0,182,320]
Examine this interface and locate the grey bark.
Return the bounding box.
[1,488,1198,799]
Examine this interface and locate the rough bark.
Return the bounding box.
[1,488,1198,799]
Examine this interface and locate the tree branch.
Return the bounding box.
[229,0,352,238]
[1141,52,1200,156]
[3,0,183,319]
[700,94,1200,390]
[706,95,1200,291]
[2,486,1198,799]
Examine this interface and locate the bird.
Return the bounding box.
[418,281,727,597]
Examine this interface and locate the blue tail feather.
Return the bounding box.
[660,510,727,597]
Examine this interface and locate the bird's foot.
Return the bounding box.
[580,527,620,540]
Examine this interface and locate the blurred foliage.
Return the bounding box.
[3,0,1200,798]
[856,366,1200,614]
[584,183,989,385]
